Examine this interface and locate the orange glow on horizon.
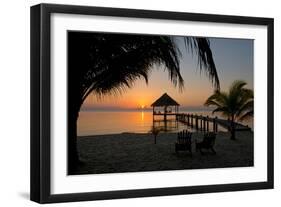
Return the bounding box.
[80,62,252,111]
[81,83,213,110]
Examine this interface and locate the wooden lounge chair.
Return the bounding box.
[196,132,216,155]
[175,130,192,156]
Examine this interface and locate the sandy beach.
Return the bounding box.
[71,131,253,175]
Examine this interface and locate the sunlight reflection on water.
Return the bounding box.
[77,110,253,136]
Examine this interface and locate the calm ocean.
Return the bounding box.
[77,109,253,136]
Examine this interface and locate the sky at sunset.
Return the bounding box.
[81,36,253,111]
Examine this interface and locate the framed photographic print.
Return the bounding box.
[30,3,274,203]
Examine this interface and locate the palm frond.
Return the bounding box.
[239,110,254,121]
[204,91,228,107]
[68,32,220,112]
[204,80,253,121]
[184,37,220,90]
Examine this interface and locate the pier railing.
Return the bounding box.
[176,113,251,132]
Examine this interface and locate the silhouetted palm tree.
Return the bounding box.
[204,80,253,140]
[68,32,220,173]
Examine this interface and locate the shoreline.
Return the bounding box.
[78,130,253,139]
[78,131,157,138]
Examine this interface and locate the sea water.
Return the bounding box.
[77,110,253,136]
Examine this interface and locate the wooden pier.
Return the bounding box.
[150,93,251,133]
[176,113,251,132]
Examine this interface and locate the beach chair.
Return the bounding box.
[175,130,192,156]
[195,132,216,155]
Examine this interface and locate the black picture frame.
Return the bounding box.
[30,3,274,204]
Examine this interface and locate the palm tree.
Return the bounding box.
[68,32,220,173]
[204,80,254,140]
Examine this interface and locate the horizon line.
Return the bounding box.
[80,105,215,111]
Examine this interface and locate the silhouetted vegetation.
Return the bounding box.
[68,32,220,173]
[204,80,253,140]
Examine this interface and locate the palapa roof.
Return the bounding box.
[151,93,180,107]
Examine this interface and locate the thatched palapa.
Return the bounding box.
[151,93,180,107]
[151,93,180,122]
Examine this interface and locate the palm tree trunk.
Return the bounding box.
[68,111,79,174]
[230,115,236,140]
[67,89,83,174]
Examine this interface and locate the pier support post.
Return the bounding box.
[213,117,216,132]
[206,116,209,131]
[203,117,206,131]
[195,115,198,130]
[215,116,218,132]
